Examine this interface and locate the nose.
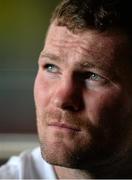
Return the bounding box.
[52,77,84,112]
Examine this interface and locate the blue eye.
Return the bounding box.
[83,72,107,86]
[89,73,102,81]
[82,72,102,81]
[44,64,59,73]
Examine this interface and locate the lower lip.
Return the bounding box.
[48,125,80,133]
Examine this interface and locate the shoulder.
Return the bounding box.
[0,155,20,179]
[0,147,56,179]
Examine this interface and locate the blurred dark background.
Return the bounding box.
[0,0,60,133]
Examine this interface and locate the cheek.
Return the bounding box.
[34,71,51,108]
[84,88,124,125]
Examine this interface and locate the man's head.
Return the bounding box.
[34,0,132,170]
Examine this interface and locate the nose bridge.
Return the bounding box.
[55,74,77,100]
[52,73,82,111]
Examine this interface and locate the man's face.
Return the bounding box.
[34,22,132,168]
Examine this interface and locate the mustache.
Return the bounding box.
[38,109,94,130]
[46,110,80,125]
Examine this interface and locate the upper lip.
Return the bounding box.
[48,122,80,131]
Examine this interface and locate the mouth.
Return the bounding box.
[48,122,81,132]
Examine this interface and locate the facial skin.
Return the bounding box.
[34,21,132,170]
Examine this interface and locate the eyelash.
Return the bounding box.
[82,72,103,81]
[44,64,59,73]
[43,63,106,84]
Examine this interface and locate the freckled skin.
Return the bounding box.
[34,22,132,170]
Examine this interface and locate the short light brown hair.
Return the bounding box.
[51,0,132,33]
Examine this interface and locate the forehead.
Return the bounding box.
[46,22,129,52]
[43,22,131,72]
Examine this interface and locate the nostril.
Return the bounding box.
[53,97,83,112]
[61,103,79,112]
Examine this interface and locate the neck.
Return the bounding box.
[54,165,93,179]
[54,151,132,179]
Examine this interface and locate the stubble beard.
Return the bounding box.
[36,109,94,168]
[36,108,125,169]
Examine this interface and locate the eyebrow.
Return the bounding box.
[39,51,118,80]
[40,51,96,68]
[80,61,96,69]
[40,52,61,62]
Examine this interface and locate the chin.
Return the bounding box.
[39,140,100,170]
[39,140,79,168]
[39,138,126,171]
